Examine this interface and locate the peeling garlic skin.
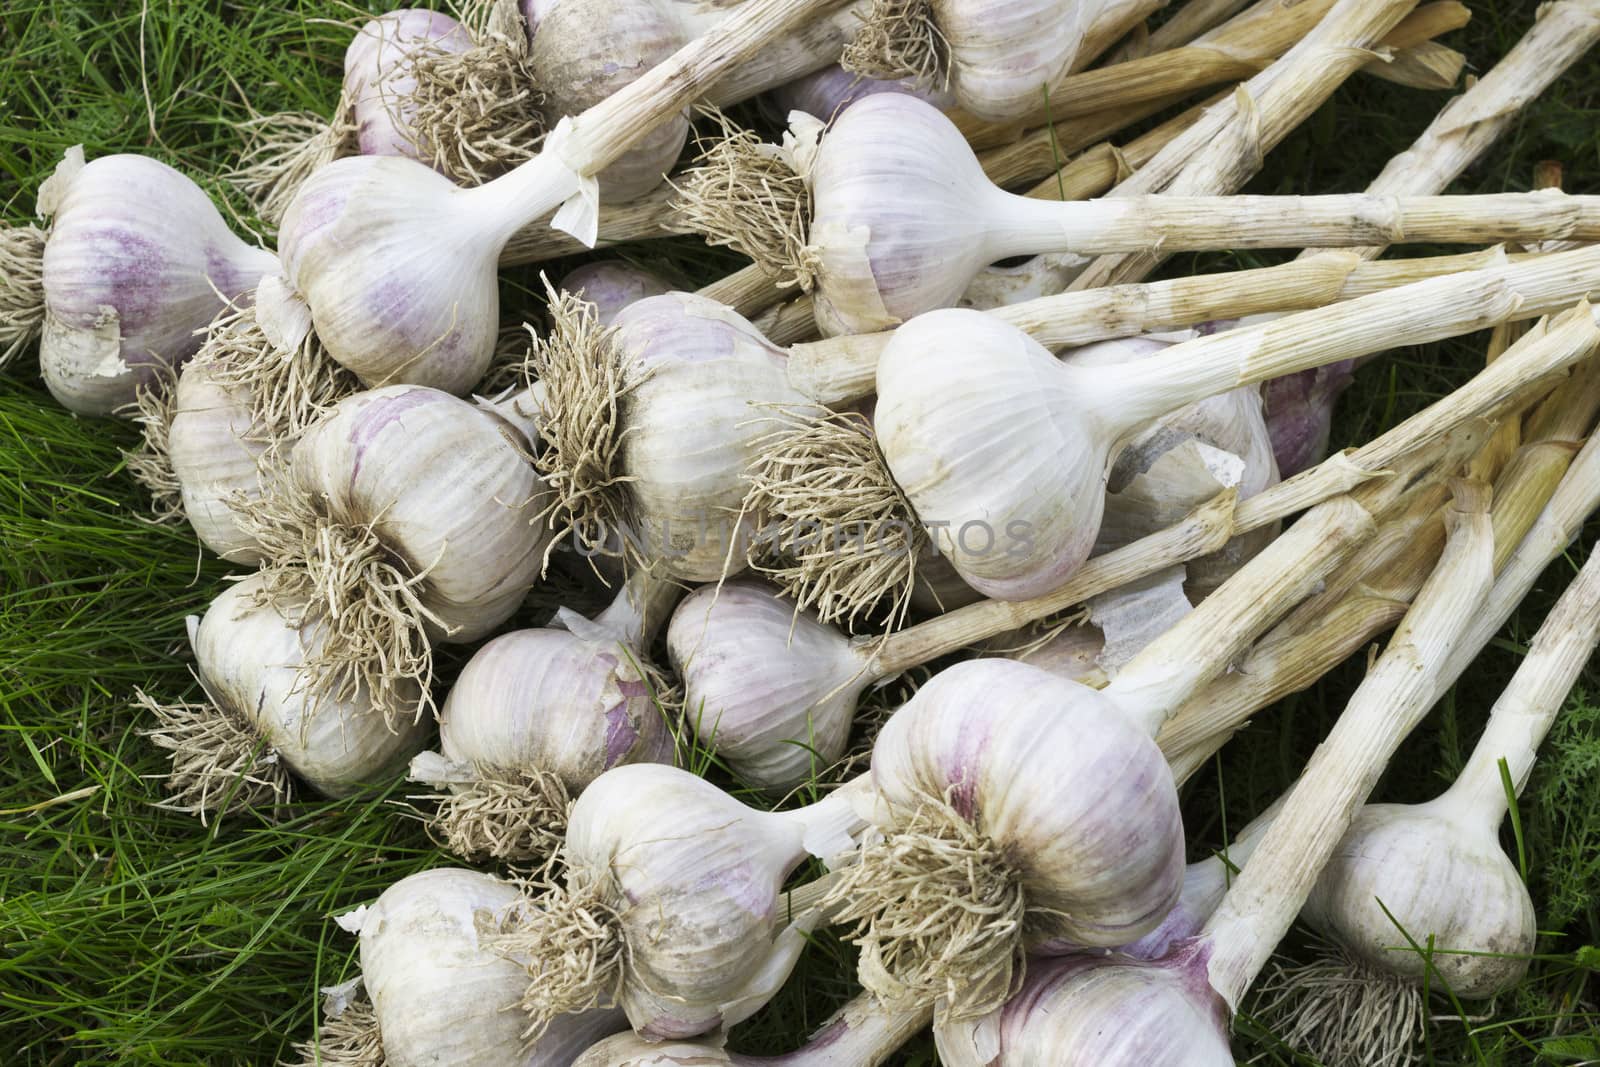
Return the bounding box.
[280,157,502,394]
[668,581,868,790]
[870,660,1187,946]
[357,869,627,1067]
[345,10,474,160]
[1302,801,1537,997]
[40,153,279,416]
[439,627,676,784]
[936,947,1234,1066]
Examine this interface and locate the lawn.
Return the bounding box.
[1,0,1598,1064]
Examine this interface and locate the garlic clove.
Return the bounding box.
[668,580,870,790]
[278,157,504,394]
[347,868,627,1066]
[1301,800,1536,997]
[345,10,475,162]
[39,149,279,415]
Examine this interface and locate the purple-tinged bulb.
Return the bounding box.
[935,947,1234,1066]
[769,63,955,124]
[559,260,673,325]
[1261,361,1354,477]
[344,9,474,161]
[38,149,279,415]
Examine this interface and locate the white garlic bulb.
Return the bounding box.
[36,147,279,415]
[1301,798,1535,997]
[165,357,269,563]
[339,867,627,1066]
[145,574,427,813]
[768,62,954,123]
[245,384,551,719]
[509,764,864,1040]
[345,10,474,161]
[558,260,673,324]
[668,580,869,790]
[414,571,682,862]
[934,949,1233,1067]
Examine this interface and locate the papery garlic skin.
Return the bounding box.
[437,620,677,785]
[278,158,504,394]
[167,358,267,563]
[345,10,474,161]
[668,581,867,789]
[1005,621,1106,686]
[290,385,550,641]
[934,948,1234,1067]
[1302,800,1536,997]
[352,868,626,1066]
[610,293,813,580]
[560,260,673,325]
[563,763,834,1038]
[868,659,1185,945]
[38,150,279,415]
[195,576,426,794]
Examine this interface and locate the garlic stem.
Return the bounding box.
[589,568,682,650]
[1200,482,1496,1008]
[761,994,931,1066]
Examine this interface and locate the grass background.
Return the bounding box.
[2,0,1599,1063]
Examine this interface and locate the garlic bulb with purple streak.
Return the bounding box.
[142,574,428,819]
[303,868,625,1067]
[767,62,953,123]
[239,384,551,721]
[345,9,474,160]
[558,260,672,324]
[31,147,278,415]
[411,570,682,863]
[497,765,866,1041]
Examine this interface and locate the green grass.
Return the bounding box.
[2,1,1599,1064]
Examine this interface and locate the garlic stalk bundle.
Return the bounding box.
[238,384,552,721]
[822,496,1372,1021]
[139,574,428,820]
[294,867,626,1067]
[230,10,474,225]
[532,290,812,580]
[868,250,1600,602]
[670,490,1238,792]
[15,146,278,416]
[557,260,673,324]
[410,569,683,865]
[573,992,931,1065]
[273,0,852,391]
[492,764,867,1040]
[931,484,1497,1066]
[710,96,1600,337]
[841,0,1158,121]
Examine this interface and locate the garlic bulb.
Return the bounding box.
[801,95,1600,336]
[141,574,427,818]
[346,9,474,160]
[498,764,865,1040]
[768,62,953,123]
[533,291,813,581]
[412,570,682,863]
[33,147,278,415]
[668,580,869,790]
[317,867,626,1067]
[558,260,672,324]
[1262,360,1357,477]
[240,384,551,719]
[934,948,1234,1067]
[573,992,931,1065]
[165,357,270,563]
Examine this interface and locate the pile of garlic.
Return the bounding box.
[6,0,1600,1065]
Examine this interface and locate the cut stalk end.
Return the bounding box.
[233,480,436,726]
[491,871,627,1043]
[0,223,47,368]
[743,407,926,630]
[673,113,816,291]
[408,0,545,186]
[529,288,638,567]
[286,985,386,1067]
[421,763,571,872]
[227,107,356,226]
[823,789,1025,1024]
[137,689,291,824]
[1251,939,1426,1067]
[121,364,186,525]
[840,0,950,91]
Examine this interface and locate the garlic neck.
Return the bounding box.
[980,190,1096,266]
[776,774,872,860]
[462,142,587,244]
[592,568,684,649]
[758,995,932,1066]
